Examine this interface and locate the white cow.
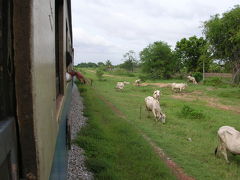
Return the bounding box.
[215,126,240,163]
[153,90,160,101]
[187,75,197,84]
[135,79,141,86]
[171,83,187,92]
[115,82,125,90]
[145,96,166,123]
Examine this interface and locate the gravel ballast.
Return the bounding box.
[67,84,93,180]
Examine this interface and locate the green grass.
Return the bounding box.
[76,69,240,180]
[76,83,176,180]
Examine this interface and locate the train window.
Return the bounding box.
[0,1,18,179]
[55,0,61,97]
[0,0,15,120]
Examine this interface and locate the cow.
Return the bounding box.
[215,126,240,163]
[145,96,166,123]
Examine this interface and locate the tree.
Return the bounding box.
[122,50,138,72]
[203,5,240,83]
[76,62,98,68]
[97,62,105,67]
[105,60,113,71]
[140,41,176,79]
[175,36,212,73]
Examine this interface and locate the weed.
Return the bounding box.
[180,105,205,119]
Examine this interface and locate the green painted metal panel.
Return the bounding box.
[49,83,72,180]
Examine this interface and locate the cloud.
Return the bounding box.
[72,0,239,65]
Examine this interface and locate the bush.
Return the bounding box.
[180,105,205,119]
[193,72,203,82]
[203,77,230,87]
[96,69,104,80]
[138,74,148,82]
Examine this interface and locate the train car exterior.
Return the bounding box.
[0,0,74,179]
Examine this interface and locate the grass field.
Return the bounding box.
[76,68,240,180]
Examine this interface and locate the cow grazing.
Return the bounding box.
[145,96,166,123]
[187,75,197,84]
[215,126,240,163]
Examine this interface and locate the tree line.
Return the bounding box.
[76,5,240,83]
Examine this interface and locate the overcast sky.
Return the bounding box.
[72,0,239,65]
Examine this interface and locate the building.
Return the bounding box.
[0,0,74,179]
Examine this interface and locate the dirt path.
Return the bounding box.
[97,92,195,180]
[140,82,172,88]
[172,93,240,114]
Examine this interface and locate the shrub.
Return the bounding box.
[203,77,231,87]
[204,77,222,86]
[193,72,203,82]
[96,69,104,80]
[180,105,205,119]
[138,74,148,82]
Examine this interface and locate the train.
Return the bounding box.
[0,0,74,179]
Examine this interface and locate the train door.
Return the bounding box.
[0,0,19,179]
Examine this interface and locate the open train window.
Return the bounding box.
[0,0,15,120]
[55,0,61,97]
[0,0,18,179]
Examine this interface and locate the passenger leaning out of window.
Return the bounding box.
[66,52,86,84]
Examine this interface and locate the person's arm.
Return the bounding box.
[75,72,86,83]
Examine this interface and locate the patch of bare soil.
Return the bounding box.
[97,94,195,180]
[172,92,240,114]
[140,82,171,88]
[172,94,195,102]
[207,99,240,113]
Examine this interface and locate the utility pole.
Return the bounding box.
[203,59,205,82]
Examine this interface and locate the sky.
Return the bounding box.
[71,0,239,65]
